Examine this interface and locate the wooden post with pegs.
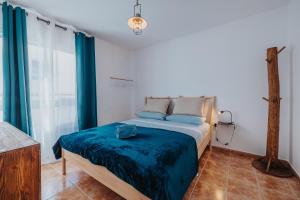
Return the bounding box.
[252,46,293,177]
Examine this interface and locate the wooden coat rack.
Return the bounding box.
[252,46,293,177]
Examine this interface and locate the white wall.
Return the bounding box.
[95,38,134,125]
[288,0,300,174]
[132,7,290,159]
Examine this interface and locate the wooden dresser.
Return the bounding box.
[0,122,41,200]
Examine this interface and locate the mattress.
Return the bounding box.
[122,118,210,142]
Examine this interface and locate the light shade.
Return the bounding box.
[128,16,147,33]
[128,0,147,35]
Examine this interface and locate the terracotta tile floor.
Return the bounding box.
[42,147,300,200]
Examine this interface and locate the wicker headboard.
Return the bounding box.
[144,96,216,125]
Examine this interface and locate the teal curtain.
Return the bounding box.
[2,2,32,135]
[75,33,97,130]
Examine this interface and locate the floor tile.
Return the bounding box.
[229,155,254,171]
[199,168,227,187]
[209,150,230,162]
[205,159,229,174]
[227,183,260,200]
[41,147,300,200]
[288,177,300,198]
[76,175,123,200]
[191,182,226,200]
[228,166,257,187]
[42,165,60,184]
[47,185,89,200]
[257,174,293,195]
[42,175,74,200]
[47,161,62,171]
[261,188,298,200]
[65,169,91,185]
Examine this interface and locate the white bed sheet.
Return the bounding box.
[122,118,210,142]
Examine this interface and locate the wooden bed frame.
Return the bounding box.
[62,96,216,200]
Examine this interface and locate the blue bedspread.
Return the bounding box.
[53,123,198,200]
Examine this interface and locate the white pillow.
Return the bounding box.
[173,97,205,117]
[144,98,171,114]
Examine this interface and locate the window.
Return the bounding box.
[28,45,77,135]
[27,13,78,163]
[0,13,77,163]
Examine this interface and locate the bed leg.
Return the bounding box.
[209,129,213,151]
[62,158,66,175]
[62,151,66,175]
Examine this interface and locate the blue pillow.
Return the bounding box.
[115,124,137,139]
[138,111,166,120]
[166,114,204,125]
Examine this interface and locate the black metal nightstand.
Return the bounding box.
[215,110,236,146]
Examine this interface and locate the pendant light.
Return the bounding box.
[128,0,147,35]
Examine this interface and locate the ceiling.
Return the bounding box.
[11,0,290,50]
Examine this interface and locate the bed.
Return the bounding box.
[53,96,216,200]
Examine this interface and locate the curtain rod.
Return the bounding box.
[0,2,89,36]
[36,16,75,33]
